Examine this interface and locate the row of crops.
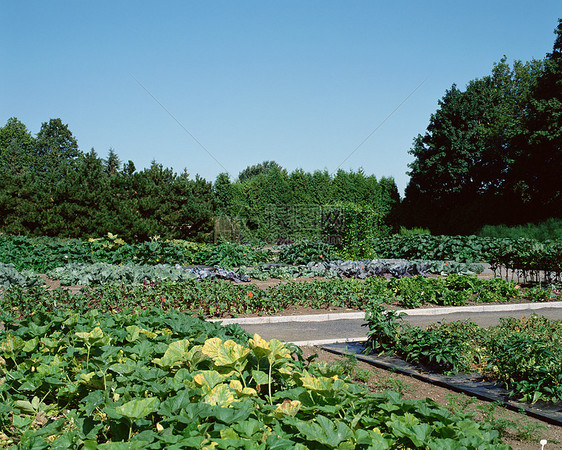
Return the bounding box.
[365,307,562,404]
[2,233,561,276]
[2,276,559,319]
[0,259,487,290]
[368,235,562,283]
[1,234,561,287]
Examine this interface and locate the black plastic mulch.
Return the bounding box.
[321,341,562,426]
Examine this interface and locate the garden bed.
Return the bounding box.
[321,341,562,426]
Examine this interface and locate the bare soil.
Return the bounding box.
[299,346,562,450]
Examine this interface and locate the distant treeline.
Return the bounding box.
[3,22,560,241]
[0,122,399,242]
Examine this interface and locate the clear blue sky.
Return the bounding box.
[1,1,560,195]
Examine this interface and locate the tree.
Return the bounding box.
[0,117,36,175]
[510,19,562,220]
[213,172,233,214]
[403,57,543,233]
[103,148,121,177]
[237,160,283,182]
[35,118,81,178]
[43,149,111,237]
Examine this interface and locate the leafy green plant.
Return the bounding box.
[478,218,562,242]
[329,352,372,383]
[0,308,510,448]
[486,317,562,403]
[365,306,562,403]
[0,234,192,271]
[277,240,336,265]
[367,234,562,282]
[444,394,547,441]
[0,263,44,289]
[194,241,271,268]
[399,226,431,236]
[363,305,405,355]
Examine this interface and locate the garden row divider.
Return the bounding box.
[209,300,562,325]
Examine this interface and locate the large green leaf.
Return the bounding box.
[249,334,291,364]
[75,327,109,347]
[193,370,225,391]
[115,397,160,420]
[0,333,24,355]
[295,415,354,446]
[152,339,190,368]
[203,384,236,407]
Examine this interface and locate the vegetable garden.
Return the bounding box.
[1,233,561,447]
[1,309,511,448]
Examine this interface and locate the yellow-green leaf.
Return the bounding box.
[220,428,239,440]
[274,399,301,417]
[300,374,345,392]
[193,370,225,391]
[268,339,291,364]
[0,334,24,354]
[229,380,257,397]
[152,339,190,368]
[75,327,107,346]
[204,384,236,407]
[202,338,250,369]
[22,338,39,353]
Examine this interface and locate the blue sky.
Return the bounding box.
[1,1,560,195]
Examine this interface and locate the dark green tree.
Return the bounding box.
[35,118,81,178]
[43,149,112,237]
[403,57,543,233]
[0,117,36,175]
[237,160,283,182]
[103,148,121,177]
[213,172,233,214]
[510,19,562,220]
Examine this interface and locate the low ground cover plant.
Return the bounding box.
[0,308,510,448]
[46,263,197,286]
[477,218,562,242]
[243,259,484,281]
[0,257,486,289]
[364,307,562,403]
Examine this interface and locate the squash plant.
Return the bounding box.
[0,308,509,448]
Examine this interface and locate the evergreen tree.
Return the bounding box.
[35,118,81,179]
[103,148,121,177]
[213,172,233,214]
[238,160,283,182]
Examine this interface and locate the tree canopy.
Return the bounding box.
[0,119,399,243]
[402,19,561,233]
